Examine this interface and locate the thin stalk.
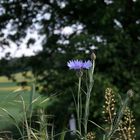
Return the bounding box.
[103,135,106,140]
[88,120,105,132]
[51,122,54,140]
[77,74,82,134]
[0,107,24,139]
[108,101,113,132]
[20,95,31,140]
[84,60,95,135]
[39,108,49,140]
[106,94,130,139]
[29,83,35,127]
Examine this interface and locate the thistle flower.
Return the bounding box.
[67,60,92,70]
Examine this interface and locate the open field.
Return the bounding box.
[0,72,41,130]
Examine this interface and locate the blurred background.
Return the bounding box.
[0,0,140,139]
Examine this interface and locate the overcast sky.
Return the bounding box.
[0,29,45,59]
[0,25,80,59]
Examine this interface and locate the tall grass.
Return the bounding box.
[68,53,135,139]
[0,53,136,140]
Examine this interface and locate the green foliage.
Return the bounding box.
[0,0,140,139]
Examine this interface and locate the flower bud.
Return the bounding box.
[76,70,83,77]
[127,89,134,98]
[91,52,96,60]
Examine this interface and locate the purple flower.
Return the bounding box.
[83,60,92,69]
[67,60,92,70]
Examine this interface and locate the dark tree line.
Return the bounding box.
[0,0,140,139]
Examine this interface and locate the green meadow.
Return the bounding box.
[0,72,41,130]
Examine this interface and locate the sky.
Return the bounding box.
[0,1,84,60]
[0,25,78,59]
[0,23,98,59]
[0,29,45,59]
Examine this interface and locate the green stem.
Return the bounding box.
[84,60,95,135]
[20,95,31,140]
[106,94,130,139]
[77,74,82,134]
[29,83,35,128]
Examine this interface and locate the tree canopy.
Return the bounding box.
[0,0,140,138]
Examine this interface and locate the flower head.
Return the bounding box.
[83,60,92,69]
[67,60,92,70]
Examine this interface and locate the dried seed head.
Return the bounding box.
[103,88,116,127]
[86,132,96,140]
[118,107,136,140]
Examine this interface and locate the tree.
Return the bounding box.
[0,0,140,139]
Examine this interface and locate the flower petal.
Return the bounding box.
[83,60,92,69]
